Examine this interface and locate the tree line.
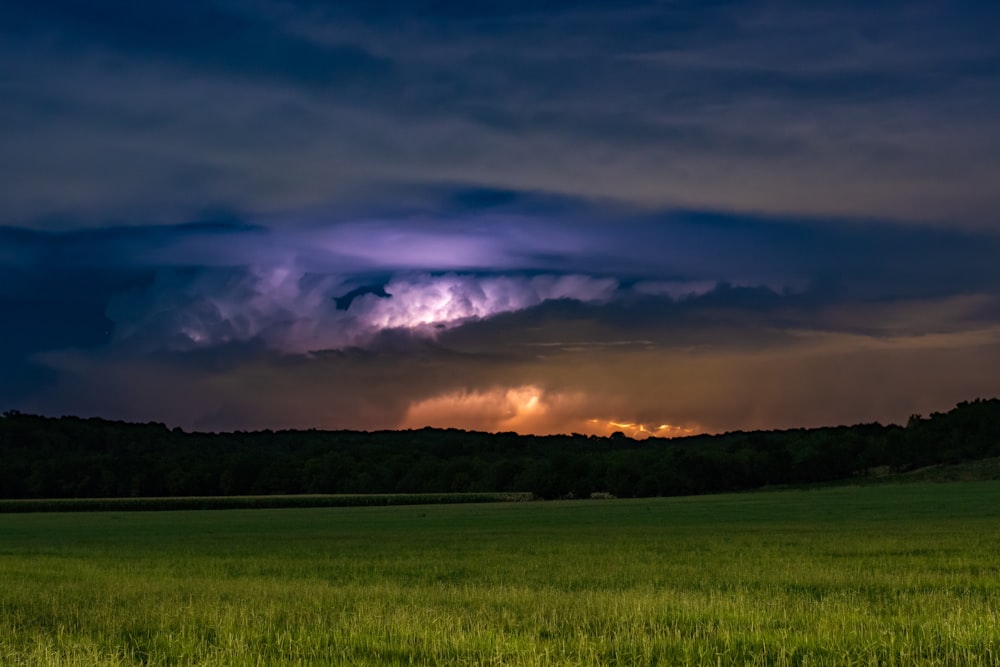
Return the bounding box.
[1,399,999,500]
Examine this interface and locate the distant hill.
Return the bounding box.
[2,399,999,500]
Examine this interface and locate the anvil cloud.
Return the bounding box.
[2,1,1000,435]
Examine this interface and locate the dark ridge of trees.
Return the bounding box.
[1,398,999,500]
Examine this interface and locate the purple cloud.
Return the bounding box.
[107,266,619,353]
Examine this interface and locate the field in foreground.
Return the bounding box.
[1,483,999,666]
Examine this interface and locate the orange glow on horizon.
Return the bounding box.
[588,419,699,440]
[400,385,552,434]
[400,385,700,438]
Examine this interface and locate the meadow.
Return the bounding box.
[1,482,999,666]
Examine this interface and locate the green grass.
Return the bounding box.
[1,482,999,665]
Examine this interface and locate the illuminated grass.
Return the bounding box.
[1,482,999,665]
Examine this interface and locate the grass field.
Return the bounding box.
[1,482,999,666]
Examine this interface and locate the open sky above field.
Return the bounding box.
[3,0,1000,436]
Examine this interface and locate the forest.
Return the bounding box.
[1,399,999,500]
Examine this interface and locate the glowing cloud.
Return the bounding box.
[354,273,618,332]
[401,385,561,434]
[400,384,699,438]
[108,269,618,353]
[586,420,699,440]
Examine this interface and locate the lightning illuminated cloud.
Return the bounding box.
[5,203,1000,436]
[3,0,1000,439]
[108,268,619,353]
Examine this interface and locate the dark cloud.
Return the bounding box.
[0,0,393,90]
[3,207,1000,434]
[1,1,998,223]
[0,242,151,404]
[2,2,1000,432]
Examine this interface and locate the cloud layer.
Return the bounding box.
[2,2,1000,434]
[108,268,618,353]
[1,1,999,226]
[4,210,1000,434]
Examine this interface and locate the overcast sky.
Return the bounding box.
[2,0,1000,436]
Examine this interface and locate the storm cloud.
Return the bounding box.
[5,210,1000,434]
[2,1,1000,434]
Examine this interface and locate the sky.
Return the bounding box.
[2,0,1000,437]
